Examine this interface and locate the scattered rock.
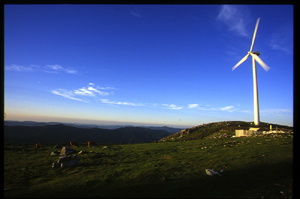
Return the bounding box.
[52,155,80,168]
[60,146,78,155]
[50,151,58,155]
[206,169,221,176]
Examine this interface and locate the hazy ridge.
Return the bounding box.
[4,120,293,145]
[4,120,183,133]
[4,121,182,144]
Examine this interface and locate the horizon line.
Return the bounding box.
[4,119,293,128]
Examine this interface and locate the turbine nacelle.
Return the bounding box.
[232,18,269,72]
[246,50,260,56]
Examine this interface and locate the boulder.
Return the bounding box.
[52,155,80,168]
[78,150,88,154]
[60,146,78,155]
[50,151,58,156]
[206,169,221,176]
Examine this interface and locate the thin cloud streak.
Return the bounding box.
[5,64,34,71]
[51,83,114,102]
[5,64,78,74]
[50,83,256,114]
[269,23,293,54]
[261,109,291,114]
[51,89,88,102]
[188,104,199,109]
[217,5,249,37]
[100,99,144,107]
[46,64,63,70]
[88,87,110,96]
[45,64,78,74]
[130,11,141,17]
[187,104,250,113]
[162,104,183,110]
[220,106,234,111]
[74,88,95,96]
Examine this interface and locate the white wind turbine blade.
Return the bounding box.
[249,18,260,53]
[250,53,270,72]
[232,54,249,71]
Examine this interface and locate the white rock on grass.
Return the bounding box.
[206,169,221,176]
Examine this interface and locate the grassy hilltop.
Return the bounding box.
[159,121,293,142]
[4,121,293,198]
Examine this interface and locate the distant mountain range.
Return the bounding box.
[4,121,183,145]
[4,120,183,133]
[4,120,293,145]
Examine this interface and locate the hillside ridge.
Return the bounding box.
[4,124,172,145]
[159,121,293,142]
[4,120,183,133]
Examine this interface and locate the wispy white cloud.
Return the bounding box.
[240,110,251,113]
[45,64,78,74]
[220,105,234,111]
[188,104,199,109]
[51,89,88,102]
[100,99,144,107]
[162,104,183,110]
[64,69,78,74]
[88,83,116,91]
[269,23,293,54]
[51,83,114,102]
[130,11,141,17]
[187,104,243,112]
[74,88,95,96]
[261,109,291,114]
[87,87,110,96]
[5,64,78,74]
[5,64,34,72]
[99,86,116,90]
[46,64,63,70]
[216,5,250,37]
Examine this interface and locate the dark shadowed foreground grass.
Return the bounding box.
[4,134,292,198]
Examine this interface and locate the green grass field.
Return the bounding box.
[4,134,293,198]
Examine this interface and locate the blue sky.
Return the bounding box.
[4,5,293,128]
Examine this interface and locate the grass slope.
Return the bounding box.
[4,132,293,198]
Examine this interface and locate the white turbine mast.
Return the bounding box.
[232,18,270,126]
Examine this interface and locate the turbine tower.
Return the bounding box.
[232,18,270,126]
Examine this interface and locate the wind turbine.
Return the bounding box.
[232,18,270,126]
